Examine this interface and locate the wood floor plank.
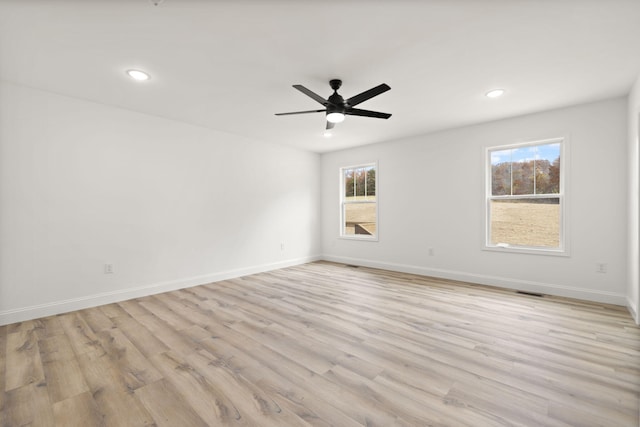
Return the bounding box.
[188,348,312,427]
[548,398,632,427]
[76,345,156,426]
[98,302,131,319]
[81,306,116,333]
[149,350,247,425]
[442,378,564,427]
[138,296,193,330]
[38,333,76,363]
[52,391,105,427]
[33,316,65,340]
[193,337,363,427]
[42,357,90,404]
[88,386,155,427]
[5,324,45,391]
[300,365,406,426]
[1,261,638,426]
[110,312,170,358]
[117,298,154,318]
[4,383,54,427]
[6,320,37,335]
[94,328,163,391]
[179,320,363,426]
[58,312,103,356]
[510,361,638,420]
[227,321,336,375]
[134,312,202,355]
[134,378,209,427]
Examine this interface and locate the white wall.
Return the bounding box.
[0,81,321,325]
[321,98,629,306]
[628,75,640,324]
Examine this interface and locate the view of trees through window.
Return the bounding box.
[491,149,560,196]
[342,164,377,237]
[344,167,376,199]
[488,141,563,249]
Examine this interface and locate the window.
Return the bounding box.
[486,139,565,254]
[340,163,377,239]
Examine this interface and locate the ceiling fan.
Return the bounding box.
[275,79,391,130]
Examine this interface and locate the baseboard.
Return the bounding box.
[627,296,639,325]
[322,254,628,306]
[0,255,321,326]
[2,254,629,326]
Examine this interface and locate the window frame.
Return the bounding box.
[484,137,568,256]
[339,162,379,241]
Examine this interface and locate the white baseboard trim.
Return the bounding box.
[322,254,628,306]
[0,255,321,326]
[627,297,639,325]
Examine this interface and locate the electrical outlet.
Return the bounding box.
[280,243,285,251]
[104,263,114,274]
[428,247,435,256]
[596,263,607,273]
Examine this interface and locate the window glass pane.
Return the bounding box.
[344,169,354,197]
[490,198,560,247]
[534,143,561,194]
[491,143,561,197]
[355,168,366,197]
[344,202,377,236]
[491,149,512,195]
[511,147,534,195]
[346,166,376,202]
[366,167,376,199]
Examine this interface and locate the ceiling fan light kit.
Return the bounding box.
[326,112,345,123]
[276,79,391,130]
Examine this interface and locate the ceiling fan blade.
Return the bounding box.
[275,109,325,116]
[326,121,335,130]
[346,83,391,107]
[345,108,392,119]
[293,85,329,106]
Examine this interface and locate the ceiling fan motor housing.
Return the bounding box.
[328,79,346,112]
[327,96,346,113]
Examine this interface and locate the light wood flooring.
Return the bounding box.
[1,261,639,426]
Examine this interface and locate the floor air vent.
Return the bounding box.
[516,290,544,297]
[346,265,360,268]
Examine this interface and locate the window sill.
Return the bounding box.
[483,245,569,257]
[339,235,379,242]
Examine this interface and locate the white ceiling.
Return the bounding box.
[2,0,640,153]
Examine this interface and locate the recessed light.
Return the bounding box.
[126,69,150,81]
[486,89,505,98]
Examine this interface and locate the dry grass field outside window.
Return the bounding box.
[343,196,376,236]
[490,201,560,247]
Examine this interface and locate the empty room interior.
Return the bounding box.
[1,1,640,426]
